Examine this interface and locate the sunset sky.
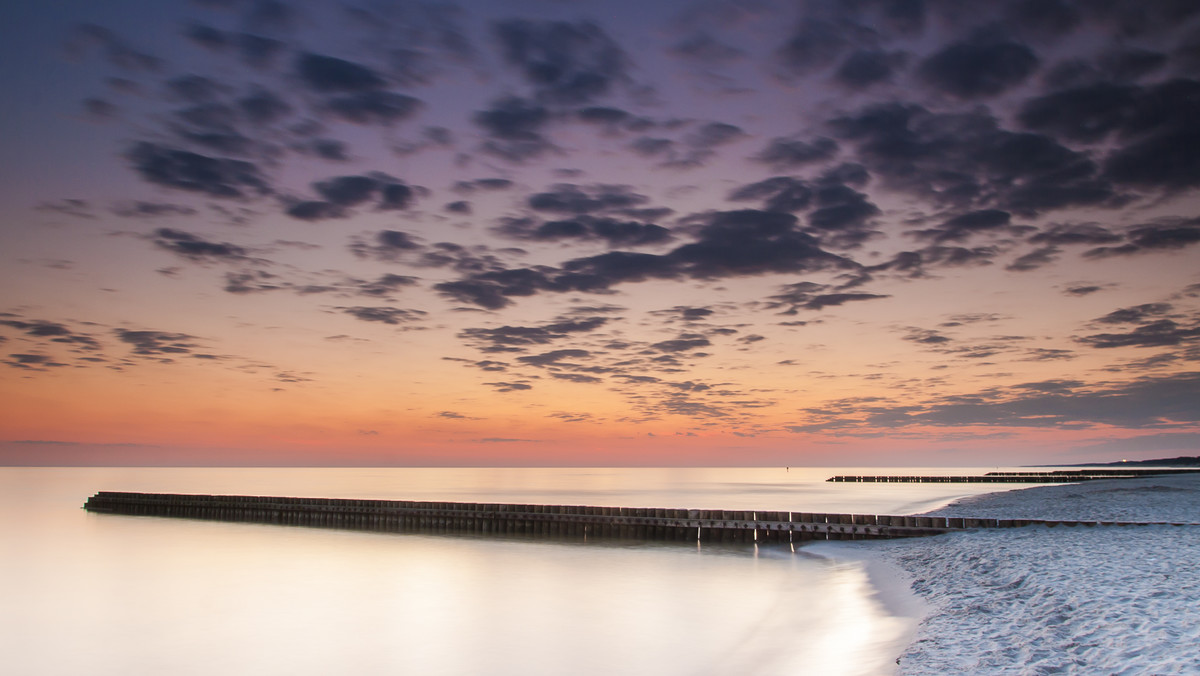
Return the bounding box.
[2,0,1198,466]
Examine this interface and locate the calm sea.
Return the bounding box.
[0,467,1039,676]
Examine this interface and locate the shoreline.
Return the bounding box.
[817,473,1200,674]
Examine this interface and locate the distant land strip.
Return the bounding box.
[827,468,1200,483]
[1064,456,1200,468]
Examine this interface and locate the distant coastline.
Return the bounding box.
[1030,455,1200,468]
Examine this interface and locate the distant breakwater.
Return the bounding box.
[82,491,1193,543]
[828,468,1200,483]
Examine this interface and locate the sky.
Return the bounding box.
[1,0,1198,467]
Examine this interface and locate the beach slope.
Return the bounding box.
[841,474,1200,674]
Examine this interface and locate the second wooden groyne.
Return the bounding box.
[829,468,1200,483]
[82,491,1184,543]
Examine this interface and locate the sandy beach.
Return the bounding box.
[818,473,1200,675]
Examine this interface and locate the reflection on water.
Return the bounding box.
[1,467,1027,675]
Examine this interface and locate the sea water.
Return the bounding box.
[0,467,1040,676]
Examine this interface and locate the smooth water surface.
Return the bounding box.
[0,467,1040,676]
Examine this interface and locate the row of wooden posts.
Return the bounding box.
[83,491,1180,543]
[828,475,1138,483]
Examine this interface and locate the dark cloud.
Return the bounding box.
[243,81,293,120]
[775,18,850,78]
[1077,320,1200,349]
[669,209,856,278]
[679,307,713,321]
[687,122,744,148]
[495,215,672,247]
[314,175,381,207]
[917,34,1038,99]
[68,24,161,72]
[298,138,348,161]
[916,209,1013,243]
[795,371,1200,432]
[1023,78,1198,153]
[244,0,295,32]
[1005,246,1060,272]
[295,53,386,93]
[285,201,345,221]
[445,200,471,214]
[3,353,67,370]
[1022,348,1076,361]
[287,175,415,220]
[236,34,287,69]
[764,282,889,314]
[36,199,95,219]
[0,319,102,351]
[471,360,508,372]
[630,137,673,158]
[126,142,270,199]
[527,184,650,215]
[410,242,516,275]
[452,178,514,194]
[1098,48,1166,82]
[913,245,999,271]
[459,316,609,352]
[1094,303,1174,325]
[165,75,224,104]
[152,228,250,263]
[353,274,419,298]
[434,267,583,310]
[484,381,533,392]
[830,103,1114,216]
[754,136,839,170]
[650,336,710,353]
[348,230,422,262]
[1065,285,1104,296]
[379,182,415,210]
[1029,222,1123,246]
[493,19,628,104]
[337,306,427,325]
[728,177,813,213]
[324,91,422,126]
[1006,0,1082,39]
[473,96,554,162]
[904,328,952,345]
[83,97,117,120]
[169,102,256,156]
[516,348,591,366]
[436,209,854,309]
[115,329,199,356]
[807,184,880,233]
[1103,127,1200,190]
[925,372,1200,428]
[658,121,746,169]
[183,24,285,68]
[1017,78,1200,192]
[834,49,906,89]
[551,372,603,384]
[183,22,229,51]
[1084,220,1200,258]
[223,269,282,294]
[110,201,198,218]
[672,31,744,62]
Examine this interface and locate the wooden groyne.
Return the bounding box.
[81,492,1186,543]
[829,468,1200,483]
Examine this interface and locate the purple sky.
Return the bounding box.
[1,0,1198,466]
